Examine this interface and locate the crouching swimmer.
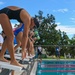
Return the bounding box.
[0,6,39,67]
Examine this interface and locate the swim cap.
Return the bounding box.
[34,29,38,35]
[34,29,40,40]
[34,30,38,35]
[33,18,39,28]
[37,35,40,40]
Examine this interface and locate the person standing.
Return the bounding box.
[37,46,42,62]
[55,46,60,59]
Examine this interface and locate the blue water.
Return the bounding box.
[36,60,75,75]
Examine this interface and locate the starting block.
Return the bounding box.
[0,61,22,71]
[0,61,24,75]
[3,53,35,75]
[0,61,29,75]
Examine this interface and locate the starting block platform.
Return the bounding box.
[0,61,22,71]
[2,53,35,75]
[0,61,27,75]
[0,57,35,75]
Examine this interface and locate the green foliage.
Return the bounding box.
[34,10,69,46]
[34,10,75,57]
[41,54,47,58]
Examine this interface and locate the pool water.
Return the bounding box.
[36,60,75,75]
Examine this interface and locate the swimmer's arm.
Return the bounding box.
[22,18,31,51]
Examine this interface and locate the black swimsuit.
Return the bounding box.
[0,7,23,23]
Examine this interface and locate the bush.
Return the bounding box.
[60,56,64,59]
[42,54,47,58]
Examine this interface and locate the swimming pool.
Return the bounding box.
[36,60,75,75]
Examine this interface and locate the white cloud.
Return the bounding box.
[73,10,75,12]
[56,24,75,39]
[56,22,75,38]
[70,18,75,20]
[0,1,4,5]
[70,17,75,23]
[56,22,75,34]
[56,25,75,34]
[56,22,61,25]
[53,8,68,13]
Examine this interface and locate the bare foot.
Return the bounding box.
[0,57,10,62]
[10,60,24,67]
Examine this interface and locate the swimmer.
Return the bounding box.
[0,6,39,67]
[13,23,24,52]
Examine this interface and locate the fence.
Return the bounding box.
[34,45,75,59]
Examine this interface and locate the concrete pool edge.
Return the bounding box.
[42,59,75,61]
[30,61,38,75]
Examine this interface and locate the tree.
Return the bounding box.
[34,10,75,56]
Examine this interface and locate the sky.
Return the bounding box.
[0,0,75,39]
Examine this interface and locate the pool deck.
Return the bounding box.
[30,61,38,75]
